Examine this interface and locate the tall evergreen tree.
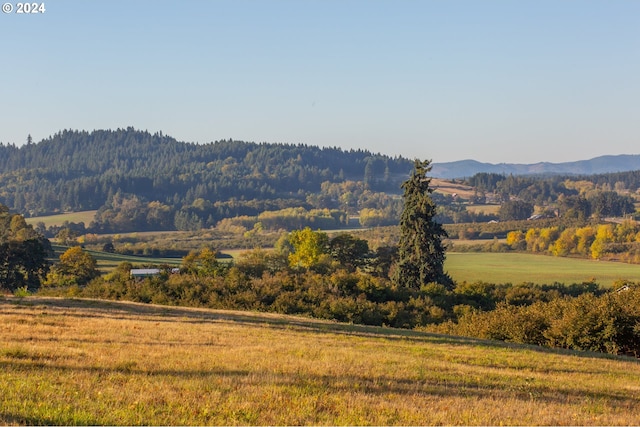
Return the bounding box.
[392,159,452,290]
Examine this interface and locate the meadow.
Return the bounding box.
[50,244,182,273]
[446,252,640,287]
[25,211,97,228]
[1,296,639,425]
[463,204,501,215]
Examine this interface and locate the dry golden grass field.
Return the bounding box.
[24,211,98,228]
[1,296,640,425]
[431,179,476,199]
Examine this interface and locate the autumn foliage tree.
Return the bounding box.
[45,246,99,287]
[288,227,329,269]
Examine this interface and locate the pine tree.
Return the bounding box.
[392,159,452,290]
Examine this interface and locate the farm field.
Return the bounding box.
[1,297,639,425]
[50,245,182,273]
[85,248,182,271]
[446,252,640,287]
[431,178,476,198]
[24,211,97,228]
[464,204,501,215]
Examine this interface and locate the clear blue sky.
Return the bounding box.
[1,0,638,163]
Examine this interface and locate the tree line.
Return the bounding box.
[466,172,640,204]
[505,221,640,262]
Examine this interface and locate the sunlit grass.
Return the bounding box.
[25,211,98,228]
[464,204,501,215]
[1,297,639,425]
[446,252,640,287]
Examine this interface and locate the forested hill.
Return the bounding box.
[0,128,413,222]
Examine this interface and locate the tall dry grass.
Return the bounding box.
[1,296,639,425]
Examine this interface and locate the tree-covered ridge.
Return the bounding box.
[466,171,640,204]
[0,128,413,218]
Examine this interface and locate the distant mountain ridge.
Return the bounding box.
[431,155,640,179]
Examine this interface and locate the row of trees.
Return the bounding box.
[491,192,634,223]
[467,173,574,206]
[506,221,640,262]
[466,172,640,206]
[213,207,349,232]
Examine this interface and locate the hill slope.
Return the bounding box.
[1,297,639,425]
[0,128,413,218]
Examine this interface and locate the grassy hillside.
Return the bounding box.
[446,252,640,287]
[1,297,639,425]
[431,178,476,198]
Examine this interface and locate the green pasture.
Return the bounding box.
[446,252,640,287]
[86,250,182,272]
[51,245,182,272]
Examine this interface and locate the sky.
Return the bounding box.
[0,0,638,164]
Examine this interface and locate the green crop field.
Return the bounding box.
[50,245,182,272]
[85,249,183,271]
[446,252,640,287]
[1,297,639,425]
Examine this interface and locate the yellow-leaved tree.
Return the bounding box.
[590,224,614,259]
[288,227,329,269]
[45,246,99,287]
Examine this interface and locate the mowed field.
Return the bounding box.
[446,252,640,287]
[49,245,182,273]
[25,211,97,228]
[1,297,639,425]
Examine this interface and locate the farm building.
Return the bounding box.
[130,268,161,278]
